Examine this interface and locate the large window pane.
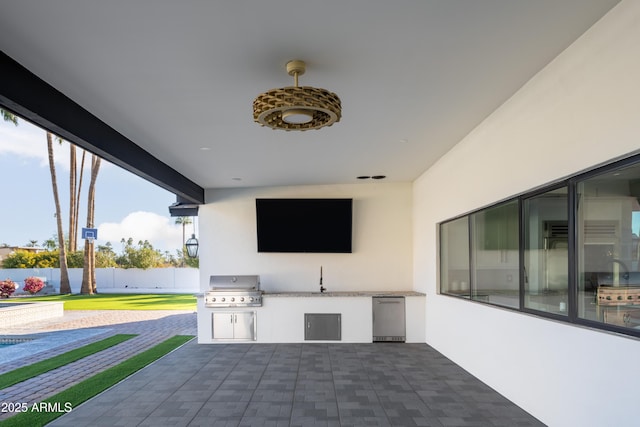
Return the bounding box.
[523,187,569,315]
[440,217,470,297]
[577,163,640,329]
[470,200,519,308]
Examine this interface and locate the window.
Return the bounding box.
[440,201,520,308]
[440,216,470,297]
[523,187,568,315]
[470,200,519,308]
[439,154,640,337]
[577,162,640,329]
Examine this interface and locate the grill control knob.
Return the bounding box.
[249,297,254,302]
[221,297,226,302]
[240,297,245,302]
[230,297,235,302]
[211,297,216,302]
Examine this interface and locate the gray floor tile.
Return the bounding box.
[46,342,545,427]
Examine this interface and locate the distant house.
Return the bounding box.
[0,246,44,263]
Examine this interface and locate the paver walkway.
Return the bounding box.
[0,309,197,422]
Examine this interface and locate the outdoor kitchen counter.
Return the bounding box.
[262,291,425,297]
[198,291,426,344]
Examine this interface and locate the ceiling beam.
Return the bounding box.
[0,50,204,204]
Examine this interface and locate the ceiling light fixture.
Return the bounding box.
[253,60,341,131]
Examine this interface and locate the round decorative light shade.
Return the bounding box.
[253,60,341,131]
[253,86,341,131]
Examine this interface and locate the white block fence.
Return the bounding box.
[0,268,199,294]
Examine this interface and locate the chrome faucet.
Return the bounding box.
[320,265,326,293]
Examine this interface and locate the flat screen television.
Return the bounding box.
[256,198,352,253]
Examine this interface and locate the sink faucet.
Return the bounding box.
[320,265,326,293]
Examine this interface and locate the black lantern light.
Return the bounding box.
[185,234,199,258]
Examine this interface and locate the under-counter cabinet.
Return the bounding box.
[212,311,256,341]
[305,313,341,340]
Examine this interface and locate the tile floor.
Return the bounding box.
[48,342,545,427]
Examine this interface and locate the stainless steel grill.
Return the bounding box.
[205,275,262,307]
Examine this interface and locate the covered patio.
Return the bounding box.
[49,340,542,427]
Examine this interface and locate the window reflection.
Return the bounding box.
[470,200,519,308]
[523,187,568,315]
[439,155,640,336]
[578,163,640,329]
[440,217,470,297]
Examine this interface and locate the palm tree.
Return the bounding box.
[47,132,72,294]
[43,236,57,251]
[69,145,77,251]
[3,109,80,293]
[1,109,17,125]
[174,216,192,267]
[68,147,86,252]
[80,154,101,294]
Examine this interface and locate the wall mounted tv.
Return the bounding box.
[256,198,353,253]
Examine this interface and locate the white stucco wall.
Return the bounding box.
[414,1,640,426]
[199,182,413,294]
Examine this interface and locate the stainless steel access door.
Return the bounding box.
[233,311,256,340]
[304,313,341,341]
[212,311,256,341]
[372,297,405,342]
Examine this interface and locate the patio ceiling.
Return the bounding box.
[0,1,621,203]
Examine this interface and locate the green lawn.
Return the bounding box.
[23,293,196,310]
[0,334,137,390]
[0,335,194,427]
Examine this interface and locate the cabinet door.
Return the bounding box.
[212,312,234,339]
[305,313,341,340]
[233,312,256,341]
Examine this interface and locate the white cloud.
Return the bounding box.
[0,120,46,155]
[96,211,184,253]
[0,119,113,172]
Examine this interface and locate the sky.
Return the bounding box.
[0,116,197,254]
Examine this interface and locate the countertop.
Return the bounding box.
[195,291,426,298]
[262,291,425,297]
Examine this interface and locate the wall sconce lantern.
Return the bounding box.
[185,234,199,258]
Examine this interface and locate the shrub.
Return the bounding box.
[66,251,84,268]
[23,276,45,295]
[0,278,17,298]
[1,251,37,268]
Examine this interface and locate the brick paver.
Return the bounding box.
[0,309,197,421]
